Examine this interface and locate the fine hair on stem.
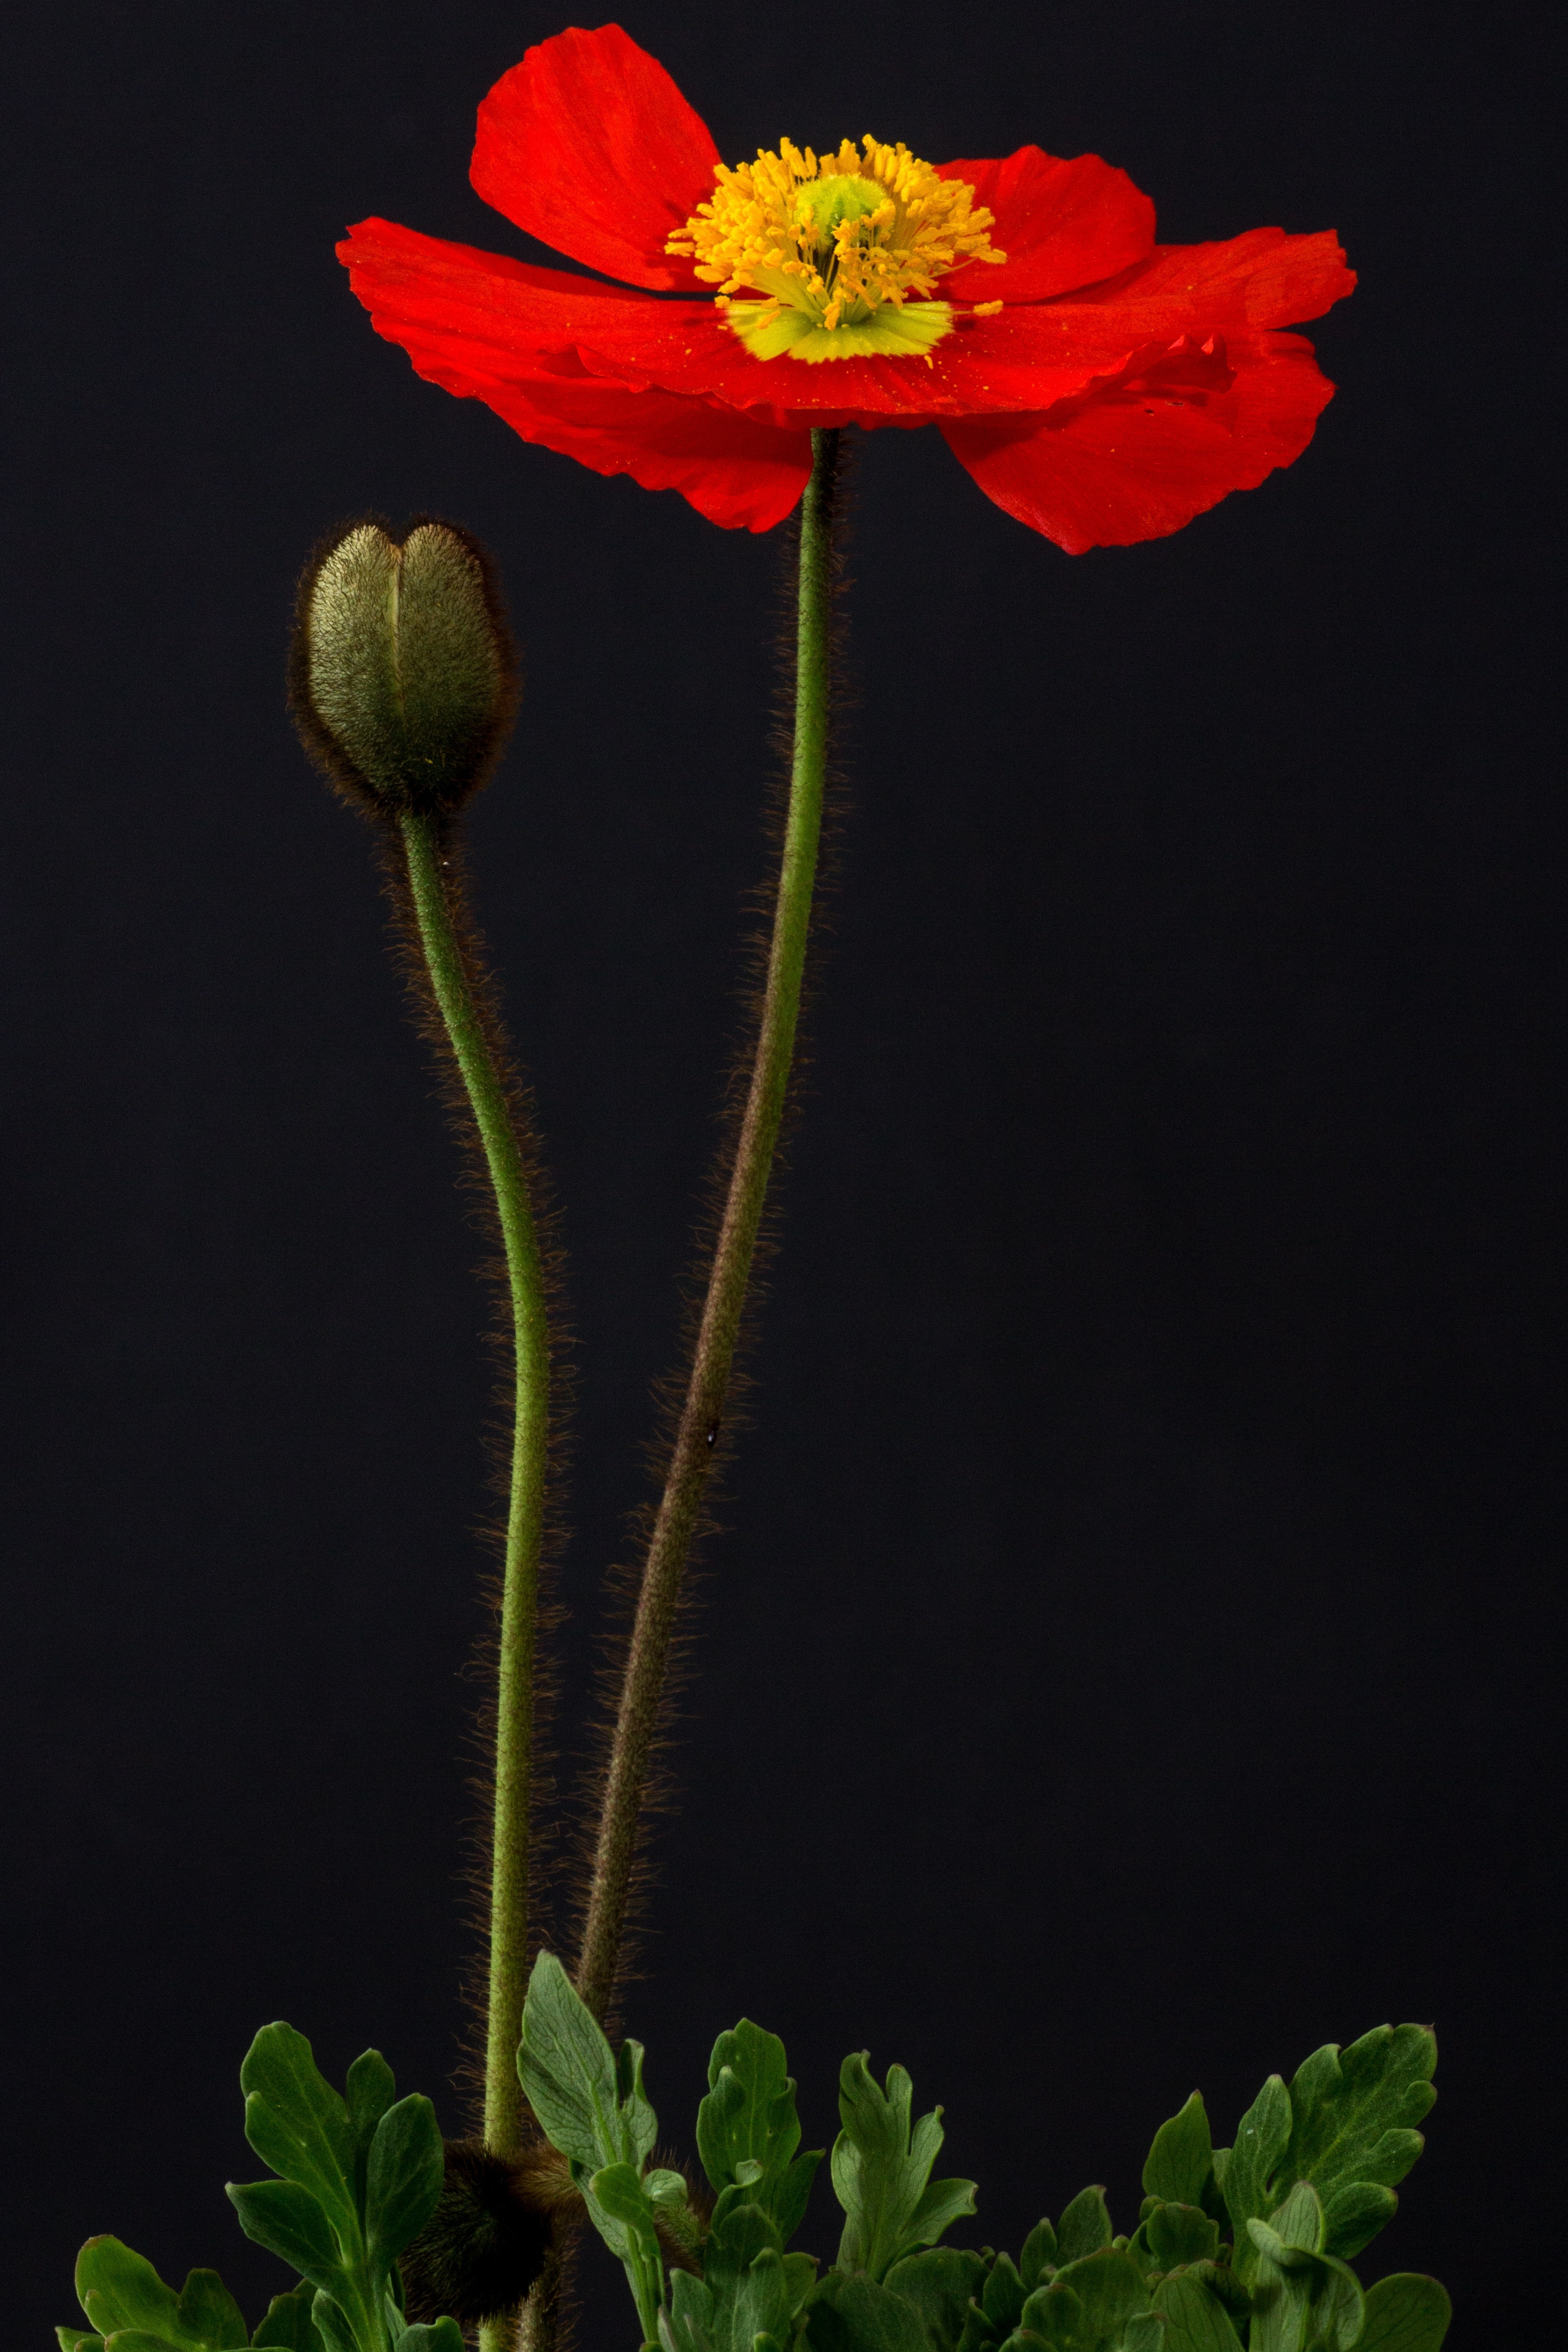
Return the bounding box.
[570,427,855,2028]
[368,809,573,2133]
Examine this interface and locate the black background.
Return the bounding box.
[4,3,1558,2345]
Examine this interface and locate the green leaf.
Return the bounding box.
[1277,2027,1435,2260]
[710,2238,795,2351]
[832,2056,977,2283]
[1250,2180,1326,2264]
[1356,2275,1451,2352]
[364,2095,444,2267]
[783,2255,821,2318]
[587,2161,665,2342]
[700,2022,802,2187]
[1319,2181,1398,2261]
[517,1952,626,2174]
[1055,2191,1112,2268]
[660,2273,715,2352]
[75,2243,248,2352]
[806,2274,931,2352]
[77,2242,185,2342]
[1142,2209,1217,2274]
[883,2249,989,2352]
[1247,2189,1361,2352]
[395,2322,464,2352]
[58,2332,103,2352]
[981,2256,1025,2336]
[771,2151,824,2250]
[617,2039,660,2172]
[1221,2077,1291,2259]
[1227,2028,1436,2283]
[1141,2100,1213,2212]
[344,2054,398,2146]
[1020,2222,1058,2293]
[175,2277,249,2352]
[227,2181,343,2290]
[1018,2247,1156,2349]
[306,2298,356,2352]
[592,2161,660,2233]
[698,2020,824,2246]
[251,2287,325,2352]
[241,2026,359,2239]
[1150,2276,1241,2352]
[665,2193,808,2352]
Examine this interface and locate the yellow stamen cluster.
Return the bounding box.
[667,137,1005,362]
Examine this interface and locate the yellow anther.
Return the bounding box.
[667,134,1005,362]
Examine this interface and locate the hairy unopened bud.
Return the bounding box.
[290,516,517,818]
[400,2139,575,2323]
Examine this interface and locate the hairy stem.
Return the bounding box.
[399,811,549,2165]
[575,426,842,2021]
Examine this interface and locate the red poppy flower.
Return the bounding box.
[339,22,1354,548]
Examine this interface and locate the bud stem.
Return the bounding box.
[575,426,841,2021]
[398,811,549,2167]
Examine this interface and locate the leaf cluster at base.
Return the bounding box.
[516,1957,1451,2352]
[55,1993,1452,2352]
[59,2029,457,2352]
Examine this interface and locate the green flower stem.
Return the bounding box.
[398,810,549,2165]
[575,426,841,2022]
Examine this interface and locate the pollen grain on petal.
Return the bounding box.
[666,134,1005,362]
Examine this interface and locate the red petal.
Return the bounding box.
[941,329,1335,552]
[1065,226,1355,330]
[338,219,807,530]
[473,365,811,529]
[340,215,714,362]
[938,147,1155,303]
[470,23,719,292]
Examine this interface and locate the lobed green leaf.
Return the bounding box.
[75,2242,249,2352]
[698,2019,824,2247]
[240,2027,358,2239]
[832,2056,977,2282]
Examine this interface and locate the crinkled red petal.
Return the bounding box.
[471,22,718,292]
[938,146,1155,303]
[337,219,808,531]
[1064,226,1356,329]
[340,215,709,352]
[940,329,1336,552]
[475,363,811,530]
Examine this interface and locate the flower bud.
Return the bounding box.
[290,516,517,818]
